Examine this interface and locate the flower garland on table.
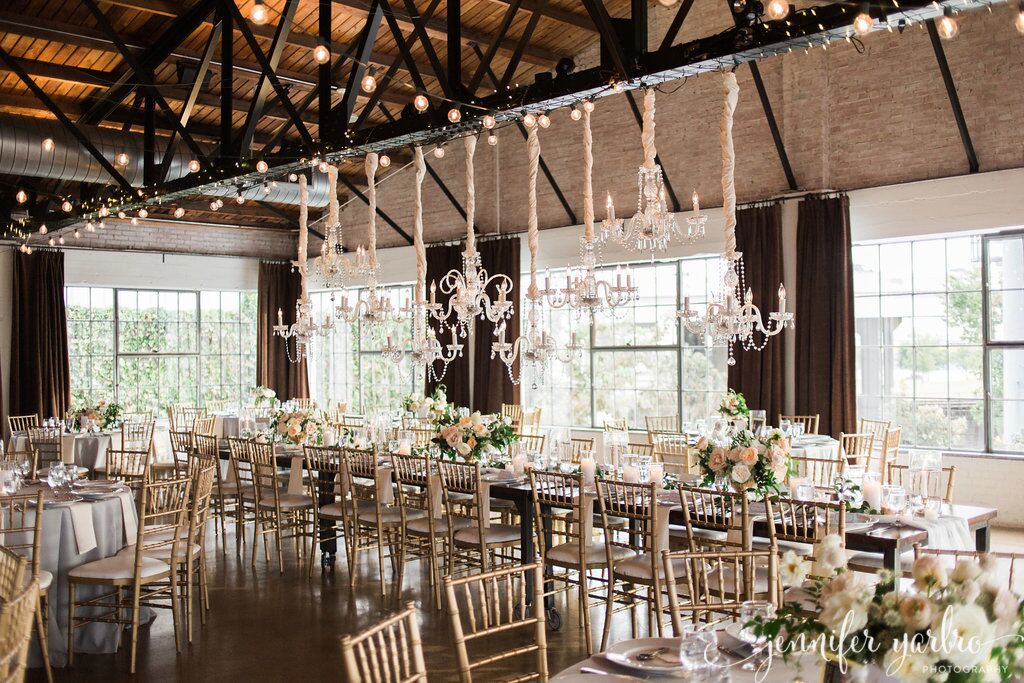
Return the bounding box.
[433,411,519,461]
[718,389,750,419]
[756,535,1024,682]
[250,385,278,407]
[695,427,790,495]
[72,399,122,430]
[272,408,324,446]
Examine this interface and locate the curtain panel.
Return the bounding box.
[10,249,71,423]
[794,195,857,437]
[472,237,521,415]
[256,261,310,401]
[727,203,786,424]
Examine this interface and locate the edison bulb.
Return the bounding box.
[250,0,269,24]
[361,74,376,93]
[765,0,789,20]
[256,159,269,173]
[262,182,272,194]
[58,236,64,245]
[447,108,461,123]
[138,208,148,218]
[570,107,582,121]
[414,94,429,112]
[39,225,47,235]
[523,112,536,127]
[188,159,200,173]
[235,194,245,205]
[936,10,958,39]
[611,81,625,93]
[318,161,329,173]
[48,238,55,247]
[433,146,445,159]
[210,201,220,211]
[116,152,130,166]
[537,113,550,128]
[482,114,496,129]
[117,211,126,219]
[41,138,54,152]
[313,43,330,64]
[74,229,80,239]
[130,217,138,225]
[853,11,873,36]
[15,189,27,204]
[379,154,391,168]
[99,206,109,217]
[1017,3,1024,34]
[657,0,677,6]
[86,221,95,232]
[61,200,72,212]
[487,133,498,146]
[173,207,185,218]
[582,100,595,113]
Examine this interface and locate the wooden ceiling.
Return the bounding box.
[0,0,618,231]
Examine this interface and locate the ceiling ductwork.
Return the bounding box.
[0,113,330,207]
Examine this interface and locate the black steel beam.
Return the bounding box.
[632,0,647,58]
[0,46,133,191]
[379,0,427,95]
[748,61,797,191]
[331,0,383,135]
[624,91,680,211]
[239,0,300,154]
[143,91,156,186]
[467,0,522,95]
[660,0,695,50]
[447,0,461,95]
[318,0,332,133]
[926,19,979,174]
[581,0,629,79]
[400,0,450,97]
[336,173,413,244]
[498,0,547,91]
[220,5,233,157]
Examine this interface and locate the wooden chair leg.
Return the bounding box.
[36,594,53,683]
[66,583,75,667]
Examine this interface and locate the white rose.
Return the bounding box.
[730,464,751,485]
[455,442,471,456]
[882,648,935,683]
[950,559,982,585]
[913,555,949,591]
[819,572,871,632]
[930,603,995,669]
[779,550,809,587]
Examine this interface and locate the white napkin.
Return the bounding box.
[286,456,306,496]
[119,491,139,544]
[69,502,98,554]
[898,514,974,551]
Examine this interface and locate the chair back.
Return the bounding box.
[6,415,38,436]
[500,404,523,432]
[292,398,317,411]
[625,442,653,459]
[134,476,191,576]
[401,415,433,430]
[121,418,155,452]
[651,432,694,476]
[304,445,344,505]
[858,418,891,450]
[340,601,428,683]
[193,416,217,437]
[569,437,595,464]
[411,428,435,448]
[442,563,547,683]
[168,405,206,432]
[911,545,1024,593]
[26,429,62,474]
[595,479,659,570]
[341,415,365,429]
[436,459,483,529]
[0,577,39,683]
[104,447,151,493]
[190,434,221,478]
[521,408,541,435]
[529,471,587,561]
[168,429,193,457]
[249,441,281,508]
[184,462,217,552]
[0,548,27,600]
[840,432,876,470]
[227,437,255,495]
[789,454,844,489]
[778,414,819,435]
[677,486,750,551]
[764,496,846,563]
[645,415,679,439]
[603,418,628,432]
[888,463,956,504]
[204,399,228,413]
[391,453,435,522]
[517,433,546,455]
[662,549,778,633]
[880,427,902,481]
[0,492,44,585]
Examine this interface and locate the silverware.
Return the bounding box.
[634,646,670,662]
[578,666,641,680]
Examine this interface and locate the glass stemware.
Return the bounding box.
[738,600,775,671]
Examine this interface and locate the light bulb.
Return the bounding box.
[487,133,498,146]
[98,221,104,229]
[433,146,445,159]
[86,221,95,232]
[41,138,54,152]
[61,200,72,212]
[447,108,461,123]
[25,246,32,254]
[188,159,200,173]
[138,208,148,218]
[256,159,269,173]
[235,194,245,204]
[612,81,625,93]
[262,182,271,194]
[15,189,27,204]
[853,11,873,36]
[210,201,220,211]
[288,173,298,182]
[39,225,47,235]
[414,94,429,112]
[48,238,55,246]
[115,152,129,166]
[936,9,959,39]
[482,114,496,129]
[117,211,126,219]
[318,161,329,173]
[379,154,391,168]
[173,207,185,218]
[1017,3,1024,34]
[131,217,138,225]
[657,0,677,6]
[570,106,582,121]
[250,0,269,24]
[765,0,789,20]
[215,198,224,208]
[58,236,64,245]
[98,206,109,218]
[537,113,550,128]
[523,112,536,127]
[313,43,330,64]
[361,73,376,93]
[582,100,595,113]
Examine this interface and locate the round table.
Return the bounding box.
[790,434,840,460]
[10,432,122,470]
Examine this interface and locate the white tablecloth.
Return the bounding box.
[212,414,241,440]
[791,435,840,461]
[12,428,174,469]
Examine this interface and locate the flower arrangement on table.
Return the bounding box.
[71,399,122,431]
[271,409,324,446]
[433,411,519,461]
[401,385,453,422]
[249,385,277,407]
[755,535,1024,682]
[694,427,790,495]
[718,388,750,419]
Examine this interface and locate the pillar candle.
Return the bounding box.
[648,463,664,487]
[580,457,596,485]
[397,440,412,455]
[622,465,639,483]
[863,478,883,511]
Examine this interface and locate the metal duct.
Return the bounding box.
[0,113,330,207]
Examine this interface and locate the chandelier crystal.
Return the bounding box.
[677,72,793,366]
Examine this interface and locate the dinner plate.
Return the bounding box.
[603,637,682,673]
[555,673,642,682]
[31,494,84,507]
[845,520,876,533]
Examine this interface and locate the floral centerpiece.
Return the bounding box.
[402,385,453,422]
[694,427,790,495]
[434,411,519,461]
[250,385,277,408]
[272,408,323,447]
[756,536,1024,682]
[718,388,750,419]
[72,399,122,430]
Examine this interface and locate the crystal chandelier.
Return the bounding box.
[676,72,793,366]
[314,165,347,289]
[334,153,406,334]
[385,147,463,380]
[492,125,581,387]
[431,135,514,337]
[274,174,333,362]
[540,105,638,322]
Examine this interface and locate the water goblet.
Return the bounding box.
[738,600,775,671]
[678,627,719,679]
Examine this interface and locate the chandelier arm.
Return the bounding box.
[465,134,477,257]
[721,72,740,259]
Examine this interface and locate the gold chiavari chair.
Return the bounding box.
[912,545,1024,593]
[888,463,957,504]
[411,428,436,448]
[516,433,546,455]
[401,415,433,430]
[6,415,39,439]
[68,476,191,673]
[522,408,542,435]
[292,398,317,411]
[102,447,151,495]
[0,549,26,600]
[121,418,155,453]
[677,486,751,552]
[438,460,521,578]
[193,434,229,539]
[303,445,348,577]
[779,414,819,435]
[168,405,205,432]
[500,404,523,433]
[789,454,845,489]
[840,432,876,470]
[603,418,628,433]
[341,447,399,596]
[763,496,846,570]
[341,415,365,429]
[879,427,902,482]
[651,432,695,477]
[226,437,257,552]
[389,453,436,599]
[644,415,679,441]
[596,479,669,651]
[625,442,654,459]
[443,563,547,683]
[26,429,63,479]
[662,549,779,633]
[569,437,595,464]
[0,492,49,681]
[204,399,228,413]
[250,441,313,573]
[340,601,428,683]
[193,415,216,438]
[0,577,39,683]
[858,418,891,451]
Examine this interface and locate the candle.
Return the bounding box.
[511,454,526,476]
[606,192,615,221]
[863,479,883,511]
[692,189,700,214]
[581,457,596,485]
[277,308,284,327]
[683,296,690,312]
[323,427,337,447]
[397,440,412,455]
[778,283,787,313]
[648,463,664,487]
[622,465,639,483]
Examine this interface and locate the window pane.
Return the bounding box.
[879,243,912,294]
[991,400,1024,453]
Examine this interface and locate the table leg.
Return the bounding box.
[317,471,337,566]
[884,546,900,575]
[517,492,535,600]
[975,524,991,553]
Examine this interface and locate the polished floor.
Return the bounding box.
[29,527,1024,682]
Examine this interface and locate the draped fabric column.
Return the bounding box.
[424,243,470,407]
[727,203,786,423]
[256,261,310,401]
[10,249,70,421]
[795,195,857,437]
[473,237,520,414]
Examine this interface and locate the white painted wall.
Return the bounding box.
[63,249,260,291]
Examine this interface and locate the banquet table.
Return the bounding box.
[790,433,840,460]
[10,431,122,471]
[211,413,241,441]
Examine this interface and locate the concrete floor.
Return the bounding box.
[30,525,1024,682]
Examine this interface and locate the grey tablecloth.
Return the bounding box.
[10,432,121,470]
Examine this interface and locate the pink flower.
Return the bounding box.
[708,448,727,472]
[739,446,758,466]
[727,447,743,463]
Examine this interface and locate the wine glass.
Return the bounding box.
[0,465,17,496]
[738,600,775,670]
[678,627,719,679]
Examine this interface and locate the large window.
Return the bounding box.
[522,256,728,429]
[66,287,257,414]
[854,230,1024,453]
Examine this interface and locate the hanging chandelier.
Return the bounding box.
[430,135,513,337]
[676,72,793,366]
[334,153,406,333]
[274,175,333,362]
[492,125,581,387]
[540,105,638,322]
[314,165,346,289]
[385,147,463,379]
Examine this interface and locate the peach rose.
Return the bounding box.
[708,448,727,472]
[727,447,743,463]
[739,446,758,466]
[695,437,708,451]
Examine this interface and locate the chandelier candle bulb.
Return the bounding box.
[692,191,700,213]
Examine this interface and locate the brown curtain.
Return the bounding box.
[727,204,786,423]
[10,249,70,421]
[424,243,471,407]
[795,195,857,438]
[473,237,520,414]
[256,261,310,401]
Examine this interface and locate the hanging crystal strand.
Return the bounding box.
[274,173,320,362]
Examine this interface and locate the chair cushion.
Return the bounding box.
[31,570,52,592]
[455,523,521,546]
[407,515,472,535]
[595,514,628,529]
[613,552,689,582]
[259,493,313,510]
[357,507,427,525]
[69,554,170,581]
[317,500,373,520]
[546,541,633,568]
[219,482,254,496]
[118,543,203,563]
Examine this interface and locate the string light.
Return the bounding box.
[361,73,377,93]
[262,182,272,194]
[414,94,429,112]
[86,221,95,232]
[487,133,498,146]
[41,138,54,152]
[61,200,72,212]
[313,42,330,64]
[15,190,27,204]
[256,160,269,173]
[433,145,445,159]
[288,173,298,182]
[115,152,129,166]
[936,6,959,38]
[117,211,126,219]
[537,113,551,128]
[98,206,109,218]
[48,237,55,246]
[58,236,64,245]
[379,154,391,168]
[582,100,595,113]
[448,108,462,123]
[173,207,185,218]
[766,0,789,20]
[188,159,201,173]
[612,81,625,93]
[853,3,874,35]
[38,225,47,235]
[523,112,537,127]
[131,217,138,225]
[482,114,496,129]
[570,105,582,121]
[98,220,105,229]
[210,200,220,211]
[235,193,245,204]
[138,208,148,218]
[250,0,269,24]
[74,229,80,239]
